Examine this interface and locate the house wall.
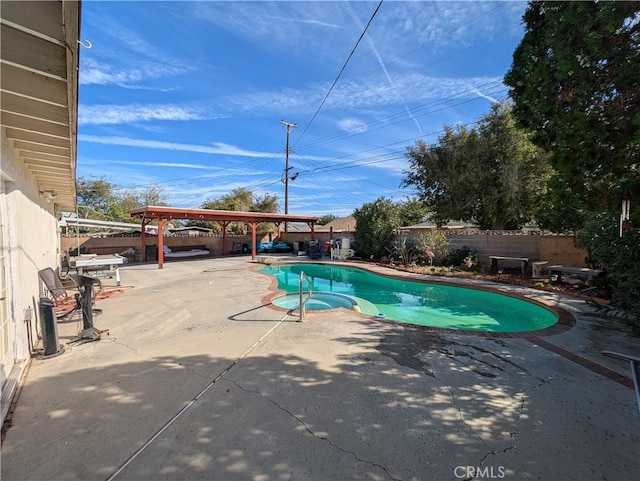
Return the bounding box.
[1,128,60,421]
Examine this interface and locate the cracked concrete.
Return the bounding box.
[2,257,639,481]
[225,378,401,481]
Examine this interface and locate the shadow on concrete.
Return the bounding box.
[3,319,639,481]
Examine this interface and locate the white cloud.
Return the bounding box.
[79,135,335,163]
[337,118,368,133]
[228,74,505,117]
[78,104,209,126]
[79,135,280,158]
[80,58,190,87]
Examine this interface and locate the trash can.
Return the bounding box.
[38,298,63,357]
[145,244,158,261]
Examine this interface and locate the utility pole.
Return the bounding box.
[281,120,297,232]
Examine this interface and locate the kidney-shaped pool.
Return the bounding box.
[260,263,558,333]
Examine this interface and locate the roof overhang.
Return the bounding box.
[1,0,81,211]
[130,205,321,226]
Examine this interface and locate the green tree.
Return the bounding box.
[532,174,587,233]
[398,197,429,227]
[353,197,401,259]
[403,102,551,230]
[76,177,168,224]
[504,1,640,217]
[251,192,279,213]
[576,213,640,334]
[318,214,338,226]
[76,177,118,220]
[190,188,279,234]
[353,197,429,260]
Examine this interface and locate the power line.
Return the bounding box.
[294,0,385,147]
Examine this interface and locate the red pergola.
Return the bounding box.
[130,206,320,268]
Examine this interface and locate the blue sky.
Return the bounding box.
[77,0,528,218]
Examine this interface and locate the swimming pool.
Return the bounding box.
[260,263,558,333]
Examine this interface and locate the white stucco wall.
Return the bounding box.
[1,128,60,366]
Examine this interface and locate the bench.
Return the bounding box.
[548,265,604,284]
[163,245,210,259]
[489,256,529,276]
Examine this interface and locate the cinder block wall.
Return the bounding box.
[61,233,254,260]
[397,232,587,270]
[446,233,540,267]
[61,231,588,268]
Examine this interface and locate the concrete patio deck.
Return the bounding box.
[2,256,639,481]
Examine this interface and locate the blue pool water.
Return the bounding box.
[260,263,558,332]
[273,292,358,311]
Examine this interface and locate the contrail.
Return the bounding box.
[347,3,423,134]
[470,86,499,103]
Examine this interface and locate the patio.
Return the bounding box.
[2,256,639,480]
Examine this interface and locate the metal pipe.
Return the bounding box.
[298,271,312,321]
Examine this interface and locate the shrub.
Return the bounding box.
[576,212,640,335]
[387,237,420,266]
[415,231,450,266]
[443,246,477,268]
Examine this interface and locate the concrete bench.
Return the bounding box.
[489,256,530,276]
[548,265,603,284]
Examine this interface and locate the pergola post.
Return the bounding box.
[157,219,166,269]
[140,217,152,261]
[249,222,259,260]
[220,221,228,256]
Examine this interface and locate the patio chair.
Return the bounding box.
[38,268,102,319]
[307,240,322,259]
[38,267,80,318]
[231,241,242,255]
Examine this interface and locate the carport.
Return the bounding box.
[130,205,320,268]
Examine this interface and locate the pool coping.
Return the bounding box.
[252,260,576,339]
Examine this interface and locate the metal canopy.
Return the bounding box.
[1,0,81,212]
[130,205,321,267]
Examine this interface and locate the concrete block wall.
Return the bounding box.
[446,233,540,268]
[61,233,254,261]
[398,231,587,270]
[60,231,588,269]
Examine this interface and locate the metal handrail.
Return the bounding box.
[298,271,312,321]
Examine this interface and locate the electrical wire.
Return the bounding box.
[294,0,385,147]
[91,1,519,211]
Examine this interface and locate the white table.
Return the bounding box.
[70,254,124,286]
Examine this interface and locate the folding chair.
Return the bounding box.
[38,267,81,318]
[231,241,242,255]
